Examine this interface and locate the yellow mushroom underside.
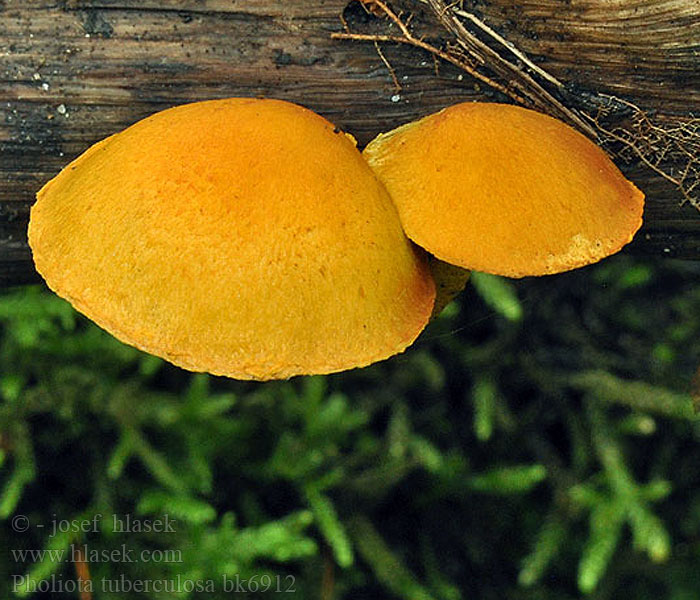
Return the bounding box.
[29,98,435,380]
[428,259,471,318]
[363,103,645,278]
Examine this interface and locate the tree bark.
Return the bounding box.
[1,0,698,286]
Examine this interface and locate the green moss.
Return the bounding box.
[1,255,699,598]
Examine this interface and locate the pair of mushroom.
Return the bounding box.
[28,98,644,380]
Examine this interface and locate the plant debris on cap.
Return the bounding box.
[363,102,645,278]
[29,98,436,380]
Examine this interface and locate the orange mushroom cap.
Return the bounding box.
[29,98,435,380]
[363,102,645,278]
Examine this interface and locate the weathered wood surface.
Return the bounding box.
[1,0,699,286]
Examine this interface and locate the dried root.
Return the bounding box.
[586,97,699,209]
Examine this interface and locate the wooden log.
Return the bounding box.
[1,0,698,286]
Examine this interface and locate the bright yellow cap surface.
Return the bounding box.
[29,98,435,380]
[363,103,645,278]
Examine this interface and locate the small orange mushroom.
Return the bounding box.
[29,98,435,380]
[363,102,645,278]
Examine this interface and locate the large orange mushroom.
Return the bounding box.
[363,102,645,278]
[29,98,435,380]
